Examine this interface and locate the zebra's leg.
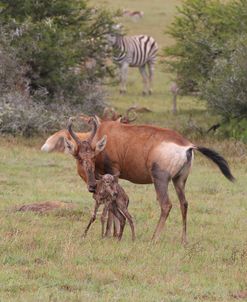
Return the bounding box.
[119,62,129,94]
[139,65,149,95]
[147,62,155,95]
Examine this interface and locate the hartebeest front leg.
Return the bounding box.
[151,163,172,243]
[173,176,189,245]
[83,203,100,238]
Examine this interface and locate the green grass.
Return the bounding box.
[1,0,247,301]
[0,138,247,302]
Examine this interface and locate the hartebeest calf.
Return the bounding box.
[42,116,234,243]
[83,174,135,241]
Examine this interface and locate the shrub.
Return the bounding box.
[0,87,105,137]
[165,0,247,140]
[0,0,116,97]
[203,36,247,141]
[164,0,247,94]
[0,45,106,136]
[0,0,115,135]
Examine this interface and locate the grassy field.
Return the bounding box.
[1,0,247,301]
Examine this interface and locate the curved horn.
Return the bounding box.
[87,116,98,143]
[67,117,81,146]
[122,106,137,123]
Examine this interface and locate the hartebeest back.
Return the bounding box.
[41,107,137,153]
[42,116,234,243]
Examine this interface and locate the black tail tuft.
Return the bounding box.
[197,146,235,182]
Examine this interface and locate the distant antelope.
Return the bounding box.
[102,106,137,123]
[107,33,158,95]
[83,174,135,241]
[122,10,144,22]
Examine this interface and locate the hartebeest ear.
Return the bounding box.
[64,137,76,155]
[95,135,107,156]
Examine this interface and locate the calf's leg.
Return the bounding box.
[119,207,135,241]
[83,203,100,237]
[100,205,109,238]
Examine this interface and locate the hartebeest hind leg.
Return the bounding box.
[173,176,189,245]
[151,163,172,242]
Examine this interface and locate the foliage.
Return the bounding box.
[0,136,246,301]
[203,35,247,142]
[0,45,105,136]
[203,36,247,119]
[165,0,247,139]
[0,0,115,101]
[0,87,105,137]
[165,0,247,94]
[0,0,116,135]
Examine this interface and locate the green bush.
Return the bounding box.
[165,0,247,140]
[0,0,115,101]
[203,36,247,121]
[165,0,247,94]
[0,0,116,136]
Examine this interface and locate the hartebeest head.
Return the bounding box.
[64,117,107,193]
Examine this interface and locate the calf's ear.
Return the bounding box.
[64,137,76,156]
[95,135,107,156]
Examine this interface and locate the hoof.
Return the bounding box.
[81,232,87,240]
[142,91,147,96]
[148,90,152,95]
[120,90,126,95]
[181,237,188,246]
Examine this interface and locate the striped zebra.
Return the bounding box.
[109,34,158,95]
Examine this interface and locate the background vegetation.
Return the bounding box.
[0,0,246,301]
[165,0,247,140]
[0,0,116,135]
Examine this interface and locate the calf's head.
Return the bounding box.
[64,117,107,193]
[99,174,119,199]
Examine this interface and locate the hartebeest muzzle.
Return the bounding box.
[88,183,97,193]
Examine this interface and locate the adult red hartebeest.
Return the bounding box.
[42,116,234,243]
